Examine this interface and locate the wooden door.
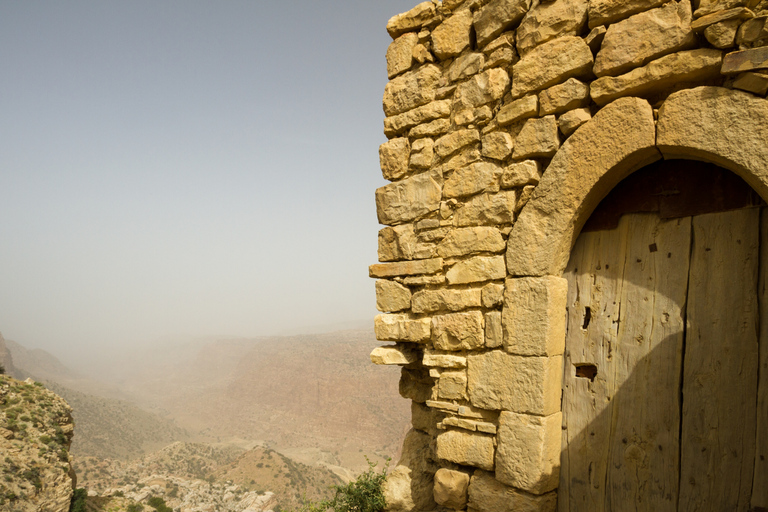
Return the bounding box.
[558,169,767,511]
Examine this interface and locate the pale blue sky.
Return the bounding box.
[0,1,418,362]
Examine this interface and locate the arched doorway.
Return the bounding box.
[558,159,765,510]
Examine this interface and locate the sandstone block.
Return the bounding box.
[387,33,419,78]
[588,0,667,28]
[376,170,443,225]
[594,0,696,77]
[437,227,505,257]
[695,0,761,17]
[400,367,437,403]
[435,129,480,159]
[447,52,487,82]
[705,19,742,48]
[454,68,510,109]
[432,10,473,60]
[691,7,754,31]
[379,138,410,181]
[410,138,435,170]
[495,411,561,494]
[370,344,420,365]
[721,45,768,73]
[486,47,518,68]
[512,115,560,159]
[432,310,485,350]
[481,282,505,308]
[510,36,593,98]
[467,470,557,512]
[446,255,506,285]
[376,279,412,312]
[370,258,443,278]
[455,191,517,226]
[733,70,768,94]
[423,349,467,368]
[375,314,432,343]
[410,118,452,138]
[404,274,446,286]
[539,78,589,116]
[485,311,502,348]
[497,95,539,126]
[383,428,438,512]
[436,429,495,470]
[503,276,568,356]
[383,65,442,117]
[467,351,563,414]
[433,468,470,510]
[453,105,494,126]
[387,2,440,38]
[481,131,515,160]
[438,370,468,399]
[736,15,766,44]
[585,25,608,52]
[473,0,532,47]
[558,107,592,136]
[379,224,431,262]
[500,160,542,188]
[412,401,435,433]
[440,147,482,173]
[412,287,483,314]
[516,0,589,55]
[590,48,723,105]
[443,162,500,199]
[413,43,435,64]
[384,99,452,137]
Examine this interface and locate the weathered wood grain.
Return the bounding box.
[752,208,768,510]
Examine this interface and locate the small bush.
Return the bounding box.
[290,458,388,512]
[69,488,87,512]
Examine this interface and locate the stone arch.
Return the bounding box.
[506,86,768,278]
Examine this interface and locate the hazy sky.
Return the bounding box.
[0,1,418,361]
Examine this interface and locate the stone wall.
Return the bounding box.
[370,0,768,511]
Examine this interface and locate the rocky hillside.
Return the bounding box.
[0,333,18,378]
[0,375,75,512]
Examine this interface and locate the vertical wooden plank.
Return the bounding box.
[753,207,768,509]
[678,208,759,511]
[560,214,690,511]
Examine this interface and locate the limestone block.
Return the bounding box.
[455,191,517,226]
[423,349,467,368]
[705,19,741,47]
[412,401,435,433]
[481,282,504,308]
[432,311,485,350]
[454,105,494,126]
[481,131,514,160]
[432,10,473,60]
[510,36,593,98]
[473,0,532,48]
[558,107,592,136]
[413,44,435,65]
[503,276,567,356]
[691,7,754,31]
[485,311,502,348]
[404,274,446,286]
[370,344,420,365]
[387,33,419,79]
[387,2,440,38]
[594,1,696,77]
[437,227,505,257]
[400,367,437,403]
[376,279,412,312]
[516,185,536,213]
[467,351,563,415]
[695,0,761,17]
[733,70,768,94]
[438,370,468,399]
[384,99,452,137]
[383,65,442,117]
[447,53,487,82]
[495,411,561,494]
[433,468,470,510]
[455,68,510,108]
[486,47,518,68]
[516,0,589,56]
[736,15,767,44]
[370,258,443,278]
[378,224,427,262]
[375,314,432,343]
[435,129,480,159]
[412,287,483,314]
[446,255,506,285]
[410,138,435,170]
[376,170,443,225]
[379,138,410,181]
[512,115,560,159]
[501,160,542,188]
[383,428,438,512]
[436,429,495,470]
[721,46,768,73]
[467,470,557,512]
[590,48,723,105]
[443,162,500,199]
[411,118,451,138]
[588,0,667,28]
[497,95,539,126]
[482,31,516,54]
[584,25,607,52]
[441,147,482,173]
[538,78,590,116]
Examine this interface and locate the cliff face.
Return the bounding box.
[0,332,17,378]
[0,375,75,512]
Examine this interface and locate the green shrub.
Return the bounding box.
[69,488,87,512]
[147,496,173,512]
[290,458,388,512]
